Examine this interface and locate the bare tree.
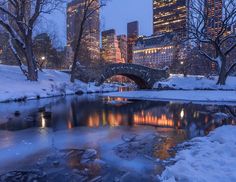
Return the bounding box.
[70,0,108,83]
[189,0,236,85]
[0,0,63,81]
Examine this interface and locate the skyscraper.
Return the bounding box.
[127,21,139,63]
[101,29,122,63]
[205,0,223,37]
[153,0,189,37]
[66,0,100,67]
[117,35,127,63]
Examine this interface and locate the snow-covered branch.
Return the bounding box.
[0,0,65,81]
[0,18,25,48]
[199,50,218,65]
[8,36,28,77]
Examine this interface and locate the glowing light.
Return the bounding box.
[180,109,185,119]
[41,113,46,128]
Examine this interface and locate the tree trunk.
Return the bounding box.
[70,57,77,83]
[25,40,38,81]
[217,57,227,85]
[70,10,88,83]
[70,29,83,83]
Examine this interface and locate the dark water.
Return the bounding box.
[0,95,235,181]
[0,95,235,136]
[0,95,235,157]
[0,95,236,138]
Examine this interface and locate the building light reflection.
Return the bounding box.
[133,112,174,127]
[40,113,46,129]
[67,120,72,129]
[88,113,100,128]
[87,112,124,128]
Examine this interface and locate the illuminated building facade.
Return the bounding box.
[127,21,139,63]
[205,0,223,37]
[153,0,189,37]
[133,34,175,69]
[66,0,100,67]
[101,29,123,63]
[117,35,127,63]
[204,0,224,72]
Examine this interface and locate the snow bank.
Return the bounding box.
[154,74,236,90]
[104,90,236,103]
[159,125,236,182]
[0,65,117,102]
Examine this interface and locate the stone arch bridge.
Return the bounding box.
[96,64,169,89]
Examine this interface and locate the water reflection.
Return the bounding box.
[0,95,235,140]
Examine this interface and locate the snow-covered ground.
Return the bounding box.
[104,75,236,103]
[0,65,117,102]
[104,90,236,103]
[159,125,236,182]
[154,74,236,90]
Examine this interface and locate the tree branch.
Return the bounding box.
[225,42,236,56]
[226,62,236,76]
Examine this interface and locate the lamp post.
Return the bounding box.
[40,56,46,68]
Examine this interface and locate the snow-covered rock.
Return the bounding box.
[159,125,236,182]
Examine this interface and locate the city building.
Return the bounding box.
[153,0,189,37]
[117,35,127,63]
[205,0,223,37]
[133,34,175,69]
[101,29,123,63]
[127,21,139,63]
[204,0,228,73]
[66,0,100,67]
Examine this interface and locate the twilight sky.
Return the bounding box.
[45,0,153,47]
[101,0,152,35]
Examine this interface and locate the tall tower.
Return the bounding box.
[153,0,188,37]
[117,35,127,63]
[205,0,223,37]
[101,29,122,63]
[127,21,139,63]
[66,0,100,67]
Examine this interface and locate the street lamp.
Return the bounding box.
[41,56,46,61]
[180,61,184,65]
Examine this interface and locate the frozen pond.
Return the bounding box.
[0,95,235,181]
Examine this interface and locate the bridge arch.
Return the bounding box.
[96,63,169,89]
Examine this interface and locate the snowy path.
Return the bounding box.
[104,90,236,103]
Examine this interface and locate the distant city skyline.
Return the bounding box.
[46,0,152,47]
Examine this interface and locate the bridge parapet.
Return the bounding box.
[96,63,169,89]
